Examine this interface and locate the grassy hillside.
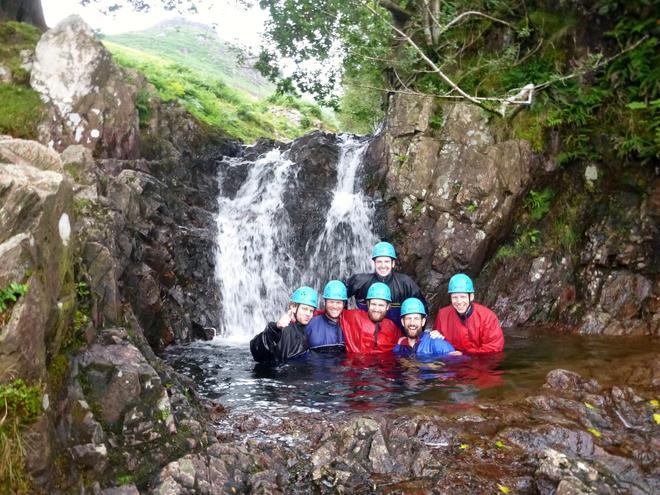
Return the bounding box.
[103,20,337,143]
[104,20,272,99]
[0,21,45,139]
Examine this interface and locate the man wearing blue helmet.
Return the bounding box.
[394,298,461,357]
[250,286,319,363]
[339,282,401,354]
[433,274,504,354]
[305,280,347,352]
[346,241,427,328]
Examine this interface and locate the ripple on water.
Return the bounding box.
[163,327,660,419]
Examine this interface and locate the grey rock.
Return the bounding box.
[364,96,533,311]
[78,342,173,443]
[70,443,108,472]
[100,486,140,495]
[0,162,73,383]
[0,137,63,172]
[31,15,139,158]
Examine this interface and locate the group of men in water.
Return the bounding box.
[250,241,504,364]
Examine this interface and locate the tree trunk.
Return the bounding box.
[0,0,47,30]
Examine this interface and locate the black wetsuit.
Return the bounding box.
[346,272,427,326]
[250,321,309,363]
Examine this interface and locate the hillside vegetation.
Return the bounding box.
[103,21,337,142]
[0,21,45,139]
[104,21,273,99]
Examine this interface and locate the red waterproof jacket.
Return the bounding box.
[340,309,402,354]
[433,303,504,354]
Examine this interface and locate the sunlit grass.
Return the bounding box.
[103,40,336,142]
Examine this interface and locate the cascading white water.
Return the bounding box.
[214,135,378,342]
[302,135,379,283]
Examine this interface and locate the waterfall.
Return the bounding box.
[302,135,379,283]
[214,135,378,342]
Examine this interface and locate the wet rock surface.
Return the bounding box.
[481,180,658,335]
[146,367,659,494]
[365,95,534,310]
[281,131,340,262]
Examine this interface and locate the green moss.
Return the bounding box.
[0,21,41,85]
[510,109,546,153]
[48,354,69,396]
[116,474,134,485]
[135,88,152,129]
[0,84,45,139]
[495,228,541,260]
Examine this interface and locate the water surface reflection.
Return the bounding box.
[163,328,659,416]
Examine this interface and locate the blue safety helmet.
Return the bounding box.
[290,286,319,308]
[366,282,392,302]
[371,241,397,260]
[400,297,427,317]
[447,274,474,294]
[322,280,348,301]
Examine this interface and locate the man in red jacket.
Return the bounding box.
[433,274,504,354]
[340,282,402,354]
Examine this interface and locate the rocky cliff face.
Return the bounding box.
[0,17,235,492]
[0,138,73,384]
[365,93,657,336]
[365,95,534,309]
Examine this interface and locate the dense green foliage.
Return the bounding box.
[0,282,28,313]
[0,21,45,139]
[258,1,658,156]
[104,38,336,142]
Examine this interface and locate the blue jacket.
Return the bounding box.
[393,332,456,357]
[305,314,345,352]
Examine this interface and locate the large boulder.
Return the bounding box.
[365,95,533,309]
[78,339,175,442]
[30,15,139,158]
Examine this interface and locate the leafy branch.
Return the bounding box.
[365,2,533,116]
[365,1,650,117]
